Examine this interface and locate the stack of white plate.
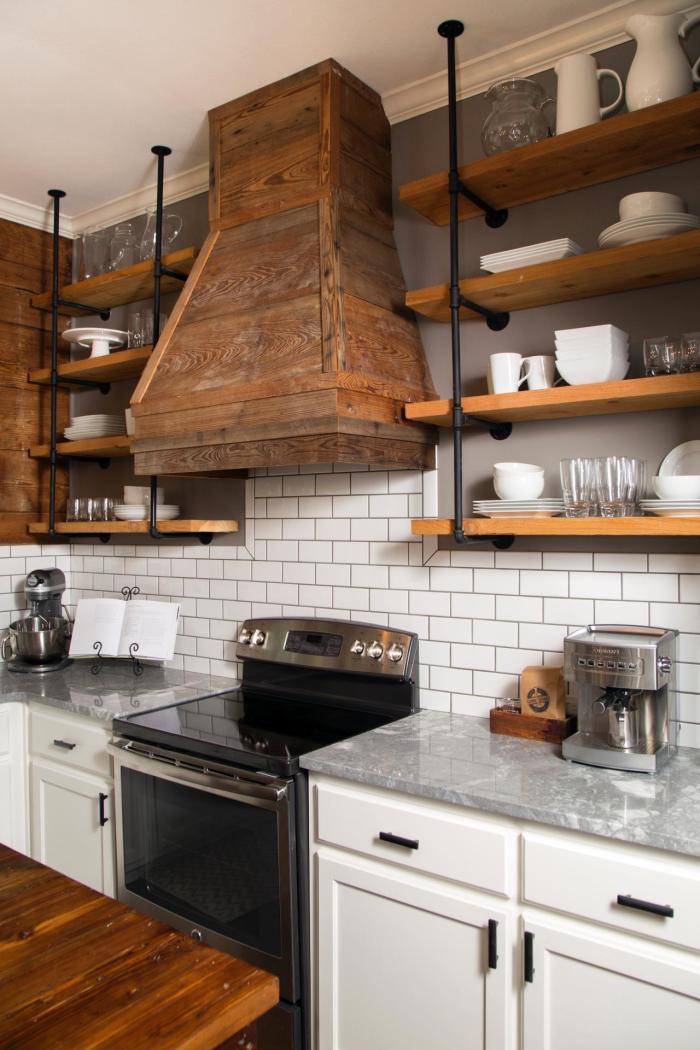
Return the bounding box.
[480,238,583,273]
[640,440,700,516]
[554,324,630,385]
[598,212,699,249]
[114,504,181,521]
[473,499,564,519]
[64,414,127,440]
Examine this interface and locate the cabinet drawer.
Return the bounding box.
[315,781,511,896]
[30,708,111,778]
[523,833,700,953]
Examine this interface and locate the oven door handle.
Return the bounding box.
[107,739,290,803]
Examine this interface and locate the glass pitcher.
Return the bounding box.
[139,207,183,261]
[481,78,553,156]
[108,222,139,271]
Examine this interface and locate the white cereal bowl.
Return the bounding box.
[556,356,629,385]
[619,191,686,222]
[494,472,545,500]
[652,475,700,500]
[493,462,544,475]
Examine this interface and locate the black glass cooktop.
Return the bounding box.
[113,689,394,776]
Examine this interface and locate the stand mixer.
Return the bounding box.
[562,624,678,774]
[2,568,71,674]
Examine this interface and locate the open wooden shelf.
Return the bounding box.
[399,93,700,225]
[411,517,700,537]
[28,520,239,536]
[31,247,198,315]
[406,230,700,323]
[405,373,700,427]
[29,347,153,387]
[29,436,132,459]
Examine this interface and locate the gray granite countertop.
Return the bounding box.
[301,711,700,859]
[0,662,236,723]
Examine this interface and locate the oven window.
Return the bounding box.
[121,768,282,956]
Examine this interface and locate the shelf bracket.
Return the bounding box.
[458,294,510,331]
[160,265,187,282]
[29,376,111,395]
[463,414,512,441]
[57,454,111,469]
[453,174,508,229]
[147,475,213,544]
[58,297,111,322]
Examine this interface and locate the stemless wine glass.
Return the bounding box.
[681,332,700,373]
[643,336,681,376]
[560,458,595,517]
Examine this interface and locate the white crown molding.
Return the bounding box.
[384,0,699,123]
[0,192,74,238]
[70,162,209,236]
[0,162,209,239]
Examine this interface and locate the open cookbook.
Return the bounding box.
[69,598,180,662]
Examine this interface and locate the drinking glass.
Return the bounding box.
[66,498,80,522]
[624,458,647,516]
[109,222,139,271]
[97,498,115,521]
[128,308,144,348]
[560,458,595,517]
[643,336,681,376]
[81,227,109,279]
[595,457,633,517]
[681,332,700,373]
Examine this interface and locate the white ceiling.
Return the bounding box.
[0,0,693,232]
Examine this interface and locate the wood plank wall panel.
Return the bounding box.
[0,218,70,542]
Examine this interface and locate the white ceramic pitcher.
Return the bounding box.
[555,53,623,134]
[625,12,700,111]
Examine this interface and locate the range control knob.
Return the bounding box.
[658,656,672,675]
[350,640,365,656]
[251,629,267,646]
[367,641,384,660]
[386,643,404,663]
[238,628,252,644]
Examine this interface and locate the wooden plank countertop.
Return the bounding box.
[0,844,279,1049]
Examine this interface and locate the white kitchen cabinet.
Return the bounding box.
[0,702,28,853]
[28,704,115,896]
[522,916,700,1050]
[30,758,115,895]
[316,850,510,1050]
[309,774,700,1050]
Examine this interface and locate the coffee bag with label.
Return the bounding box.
[520,665,566,719]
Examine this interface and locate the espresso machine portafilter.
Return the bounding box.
[562,625,678,774]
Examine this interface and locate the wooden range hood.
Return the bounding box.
[131,59,437,475]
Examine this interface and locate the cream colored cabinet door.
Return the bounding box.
[522,917,700,1050]
[0,703,27,853]
[30,759,115,896]
[316,852,509,1050]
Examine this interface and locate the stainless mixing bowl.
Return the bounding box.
[2,616,69,663]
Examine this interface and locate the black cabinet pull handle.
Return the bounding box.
[53,738,76,750]
[488,919,498,970]
[617,894,674,918]
[378,831,419,850]
[524,931,535,983]
[98,792,109,827]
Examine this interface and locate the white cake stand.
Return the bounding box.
[62,327,129,358]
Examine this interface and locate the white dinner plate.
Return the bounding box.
[598,214,699,249]
[475,510,562,519]
[658,441,700,478]
[641,507,700,517]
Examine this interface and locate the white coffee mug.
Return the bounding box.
[554,52,623,134]
[489,353,527,394]
[524,355,556,390]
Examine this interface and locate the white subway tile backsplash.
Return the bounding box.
[35,465,698,746]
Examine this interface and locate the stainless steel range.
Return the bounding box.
[110,617,419,1050]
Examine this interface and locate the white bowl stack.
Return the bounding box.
[554,324,630,385]
[114,485,180,522]
[598,192,699,249]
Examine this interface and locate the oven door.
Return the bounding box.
[109,738,299,1003]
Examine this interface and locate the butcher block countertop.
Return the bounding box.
[0,845,279,1049]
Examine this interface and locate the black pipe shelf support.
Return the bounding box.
[29,376,111,394]
[58,298,111,322]
[437,20,514,549]
[451,173,508,229]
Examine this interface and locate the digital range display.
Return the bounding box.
[284,631,343,657]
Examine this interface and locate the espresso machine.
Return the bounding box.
[2,568,71,673]
[562,624,678,774]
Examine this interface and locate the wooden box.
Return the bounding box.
[490,708,576,744]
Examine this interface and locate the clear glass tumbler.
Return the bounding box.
[681,332,700,373]
[624,458,647,516]
[643,336,681,376]
[81,227,109,279]
[560,458,595,517]
[595,457,632,517]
